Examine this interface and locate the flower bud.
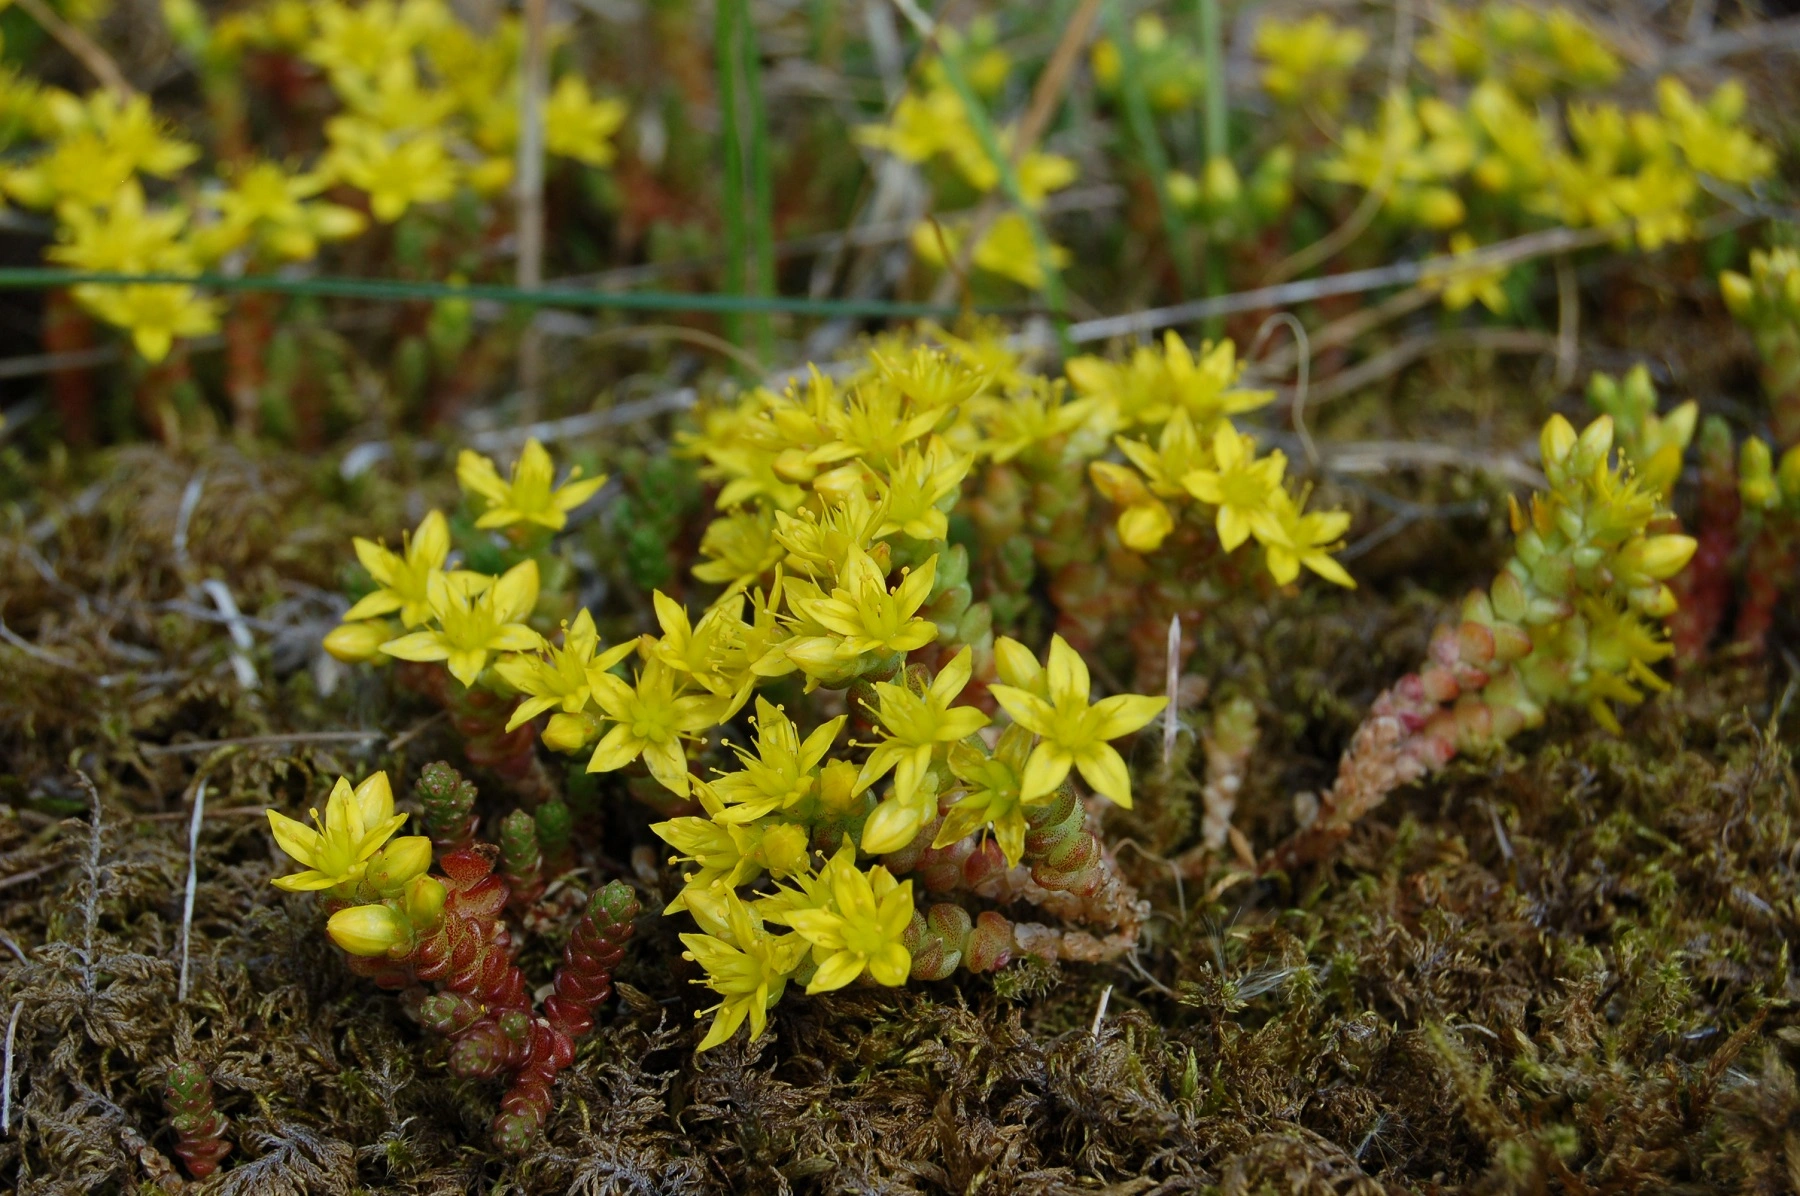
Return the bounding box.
[1575,414,1615,467]
[1117,500,1175,553]
[1634,534,1697,580]
[1718,269,1753,318]
[1413,186,1465,229]
[1539,414,1577,470]
[365,835,433,895]
[328,903,413,957]
[1779,444,1800,503]
[323,620,393,663]
[1165,170,1200,209]
[1739,436,1776,509]
[859,796,925,855]
[1203,155,1242,206]
[811,462,868,508]
[542,711,602,754]
[758,823,811,877]
[404,874,447,930]
[817,759,861,818]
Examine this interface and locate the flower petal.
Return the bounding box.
[342,589,404,621]
[989,686,1056,737]
[1045,635,1090,704]
[869,941,911,987]
[1090,693,1168,739]
[1074,742,1134,807]
[1019,743,1073,801]
[411,510,450,568]
[490,559,541,623]
[642,737,691,795]
[586,724,641,773]
[380,631,450,662]
[270,869,339,892]
[805,949,865,993]
[353,771,394,827]
[266,810,323,868]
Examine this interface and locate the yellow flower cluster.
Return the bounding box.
[1254,13,1369,112]
[1418,2,1621,97]
[265,769,447,957]
[1073,333,1354,586]
[857,59,1077,290]
[1258,3,1772,310]
[322,437,607,683]
[1480,414,1697,734]
[321,325,1362,1052]
[4,0,626,363]
[1092,14,1208,113]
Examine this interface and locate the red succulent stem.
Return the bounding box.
[1670,421,1739,663]
[163,1061,231,1179]
[1733,520,1796,653]
[45,289,96,447]
[394,662,556,802]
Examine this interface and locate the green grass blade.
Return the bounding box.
[1105,0,1198,298]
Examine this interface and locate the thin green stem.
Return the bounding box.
[715,0,747,351]
[1105,0,1198,298]
[1197,0,1228,327]
[1198,0,1226,163]
[737,0,777,363]
[0,268,992,319]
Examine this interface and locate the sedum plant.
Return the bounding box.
[1268,412,1696,871]
[266,767,639,1153]
[302,330,1356,1077]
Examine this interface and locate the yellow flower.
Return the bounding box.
[1181,422,1288,551]
[381,559,543,686]
[207,161,366,262]
[693,508,784,592]
[937,722,1038,866]
[679,887,807,1051]
[772,846,914,993]
[655,791,814,916]
[456,438,607,532]
[1255,14,1368,109]
[855,646,989,807]
[344,509,470,628]
[493,608,636,731]
[873,437,973,543]
[1255,488,1355,588]
[972,376,1095,463]
[1089,460,1175,553]
[988,634,1166,807]
[324,118,457,222]
[709,697,846,825]
[972,211,1070,290]
[1115,408,1211,496]
[88,91,201,179]
[79,284,219,364]
[785,547,939,673]
[586,656,723,795]
[544,75,627,167]
[305,0,440,84]
[1428,232,1510,314]
[266,772,408,892]
[46,182,190,273]
[772,490,887,580]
